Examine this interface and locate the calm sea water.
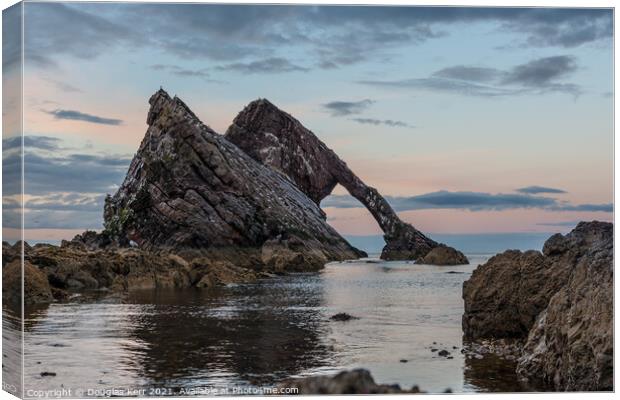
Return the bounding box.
[4,255,530,396]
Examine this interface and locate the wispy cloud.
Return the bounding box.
[350,118,414,129]
[43,77,83,93]
[516,185,567,194]
[536,220,588,227]
[323,99,374,116]
[359,55,582,98]
[3,135,61,151]
[433,66,502,82]
[150,64,211,79]
[215,57,308,74]
[321,190,612,213]
[46,109,123,125]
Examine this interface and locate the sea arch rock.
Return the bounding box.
[225,99,467,263]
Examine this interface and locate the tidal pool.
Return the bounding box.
[4,255,531,396]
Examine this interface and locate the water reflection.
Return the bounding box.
[9,256,534,395]
[3,304,23,397]
[124,282,332,389]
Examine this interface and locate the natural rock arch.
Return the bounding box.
[225,99,467,263]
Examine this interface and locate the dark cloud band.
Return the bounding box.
[323,99,374,116]
[359,55,582,98]
[321,190,611,213]
[46,109,123,125]
[516,186,567,194]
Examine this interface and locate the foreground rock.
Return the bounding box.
[101,90,364,272]
[277,369,423,394]
[517,222,613,391]
[2,258,53,305]
[225,98,466,264]
[1,242,262,305]
[462,249,560,339]
[462,221,613,391]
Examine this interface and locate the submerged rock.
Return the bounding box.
[462,221,613,391]
[225,98,465,264]
[102,89,364,272]
[277,369,422,394]
[330,312,359,321]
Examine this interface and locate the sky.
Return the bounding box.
[2,2,614,245]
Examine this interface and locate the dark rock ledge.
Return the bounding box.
[2,240,262,305]
[462,221,613,391]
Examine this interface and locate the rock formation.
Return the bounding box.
[103,90,364,271]
[462,221,613,391]
[1,241,263,305]
[517,222,613,391]
[3,258,53,305]
[415,245,469,266]
[225,99,467,264]
[277,369,425,394]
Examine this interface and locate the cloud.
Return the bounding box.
[46,109,123,125]
[554,203,613,212]
[433,66,502,82]
[150,64,211,79]
[350,118,414,128]
[321,190,611,213]
[536,220,587,227]
[3,135,61,151]
[359,77,519,97]
[43,77,83,93]
[516,185,567,194]
[21,4,611,72]
[502,56,577,86]
[2,4,22,72]
[2,136,131,196]
[2,135,133,230]
[359,55,582,97]
[215,57,308,74]
[323,99,375,116]
[24,3,139,65]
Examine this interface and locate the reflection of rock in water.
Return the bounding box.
[124,284,332,388]
[3,305,23,397]
[463,352,525,392]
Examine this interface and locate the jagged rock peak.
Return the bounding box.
[147,88,203,127]
[102,89,365,270]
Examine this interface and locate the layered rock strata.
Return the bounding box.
[103,90,364,270]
